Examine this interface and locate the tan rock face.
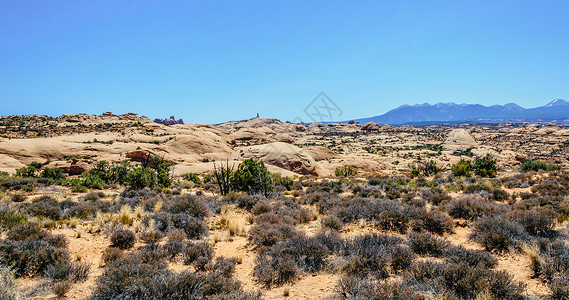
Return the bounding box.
[361,122,381,131]
[444,129,478,147]
[229,142,320,176]
[126,150,152,162]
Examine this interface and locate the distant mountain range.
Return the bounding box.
[352,99,569,125]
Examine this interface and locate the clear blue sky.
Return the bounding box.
[1,1,568,123]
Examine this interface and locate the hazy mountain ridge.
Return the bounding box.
[353,99,569,125]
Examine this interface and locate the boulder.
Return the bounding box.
[127,150,152,162]
[66,160,90,175]
[229,142,320,176]
[361,122,381,131]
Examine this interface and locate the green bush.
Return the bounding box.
[410,160,441,177]
[335,165,357,177]
[183,173,201,184]
[126,167,157,190]
[15,165,37,178]
[452,159,472,177]
[473,154,497,177]
[0,207,27,229]
[231,159,274,196]
[521,159,549,172]
[40,167,64,180]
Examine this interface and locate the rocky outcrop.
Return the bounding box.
[444,129,478,147]
[154,116,184,125]
[361,122,381,131]
[65,160,90,175]
[229,142,320,176]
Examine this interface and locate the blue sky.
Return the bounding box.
[1,1,568,123]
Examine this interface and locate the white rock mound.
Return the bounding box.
[229,142,320,176]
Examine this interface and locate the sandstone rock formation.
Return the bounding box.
[361,122,381,131]
[444,129,478,147]
[229,142,320,176]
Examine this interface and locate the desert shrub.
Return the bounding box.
[63,201,102,219]
[237,194,264,211]
[21,199,62,220]
[442,263,525,299]
[10,193,26,202]
[549,274,569,300]
[207,256,236,277]
[335,165,357,177]
[231,158,274,197]
[473,154,497,177]
[254,212,295,225]
[166,195,209,218]
[0,238,70,277]
[0,206,27,229]
[410,159,441,177]
[6,223,67,247]
[248,222,301,250]
[452,158,473,177]
[421,188,451,205]
[322,215,342,230]
[391,245,417,272]
[270,199,314,224]
[163,229,187,260]
[90,255,170,299]
[463,183,493,194]
[508,208,557,238]
[414,209,454,235]
[335,276,424,300]
[45,261,91,282]
[531,181,567,197]
[253,254,300,288]
[52,280,72,299]
[140,226,165,244]
[184,241,214,266]
[0,265,21,300]
[404,260,447,285]
[149,211,208,239]
[251,200,271,215]
[521,159,549,172]
[491,188,509,201]
[445,196,503,221]
[314,229,345,253]
[443,245,498,268]
[136,242,167,264]
[253,236,328,287]
[408,232,450,257]
[110,229,136,250]
[530,239,569,281]
[342,233,403,279]
[174,214,208,239]
[470,216,526,253]
[271,236,328,273]
[101,247,123,265]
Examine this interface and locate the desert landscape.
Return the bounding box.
[0,112,568,299]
